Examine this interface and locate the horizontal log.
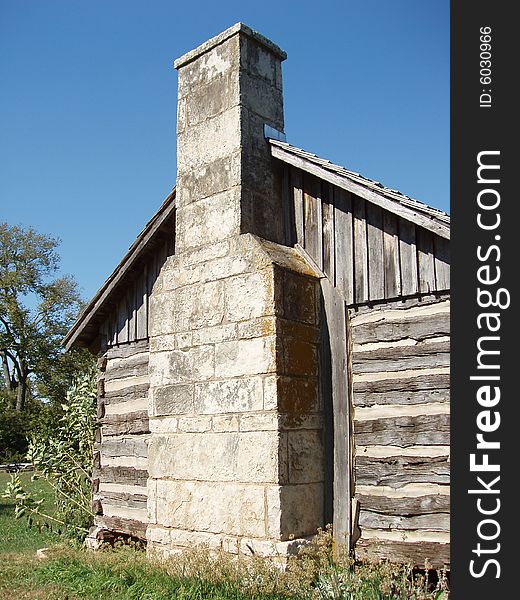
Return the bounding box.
[358,510,449,531]
[356,493,450,516]
[101,410,148,424]
[96,515,147,540]
[96,437,149,458]
[104,361,149,383]
[93,466,148,487]
[355,455,450,488]
[100,410,149,436]
[95,491,148,509]
[353,386,450,408]
[102,419,150,437]
[106,340,149,360]
[354,413,450,447]
[103,383,150,403]
[353,342,450,374]
[353,372,449,395]
[355,538,449,569]
[348,293,449,317]
[351,312,450,345]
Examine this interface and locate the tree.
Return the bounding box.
[0,222,88,411]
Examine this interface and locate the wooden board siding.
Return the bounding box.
[92,340,150,539]
[349,295,450,568]
[286,168,450,305]
[103,241,169,348]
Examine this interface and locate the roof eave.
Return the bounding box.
[270,141,450,240]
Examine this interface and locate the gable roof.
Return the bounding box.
[63,188,176,350]
[269,139,450,240]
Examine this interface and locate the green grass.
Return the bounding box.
[0,473,449,599]
[0,470,57,554]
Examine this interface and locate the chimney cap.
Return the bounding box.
[174,22,287,70]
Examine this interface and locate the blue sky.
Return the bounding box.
[0,0,449,301]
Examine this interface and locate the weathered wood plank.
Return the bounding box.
[270,144,451,240]
[355,455,450,487]
[358,510,450,531]
[321,279,351,549]
[382,211,401,298]
[353,386,450,408]
[354,413,450,447]
[398,219,419,296]
[97,437,149,458]
[136,270,148,340]
[103,383,150,404]
[106,340,149,360]
[348,293,449,317]
[105,360,149,382]
[434,235,450,290]
[351,312,450,345]
[417,227,436,294]
[96,515,147,539]
[321,184,335,281]
[353,195,368,303]
[101,416,150,437]
[334,188,354,304]
[353,348,450,374]
[291,167,305,246]
[353,339,450,363]
[353,372,450,396]
[95,492,148,509]
[356,493,450,516]
[355,539,450,569]
[366,203,384,301]
[94,466,148,487]
[116,295,129,344]
[303,174,322,270]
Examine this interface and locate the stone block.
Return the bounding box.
[262,375,278,410]
[149,333,176,353]
[278,376,319,416]
[242,76,284,128]
[237,316,276,340]
[194,377,263,414]
[177,416,212,433]
[176,191,241,251]
[177,34,240,98]
[288,430,324,484]
[239,412,278,431]
[151,384,194,416]
[266,483,324,539]
[149,417,178,434]
[169,528,239,554]
[148,431,279,483]
[149,346,214,387]
[239,34,280,88]
[185,69,240,127]
[155,480,266,537]
[280,338,319,377]
[212,414,239,432]
[214,336,276,378]
[191,323,237,346]
[282,271,318,325]
[177,105,242,173]
[225,271,274,322]
[176,153,241,207]
[147,525,170,546]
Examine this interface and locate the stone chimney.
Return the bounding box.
[147,24,324,559]
[174,22,286,250]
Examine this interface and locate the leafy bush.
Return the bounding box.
[3,366,97,540]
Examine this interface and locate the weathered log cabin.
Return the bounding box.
[63,23,450,568]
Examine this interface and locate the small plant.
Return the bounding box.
[2,366,97,541]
